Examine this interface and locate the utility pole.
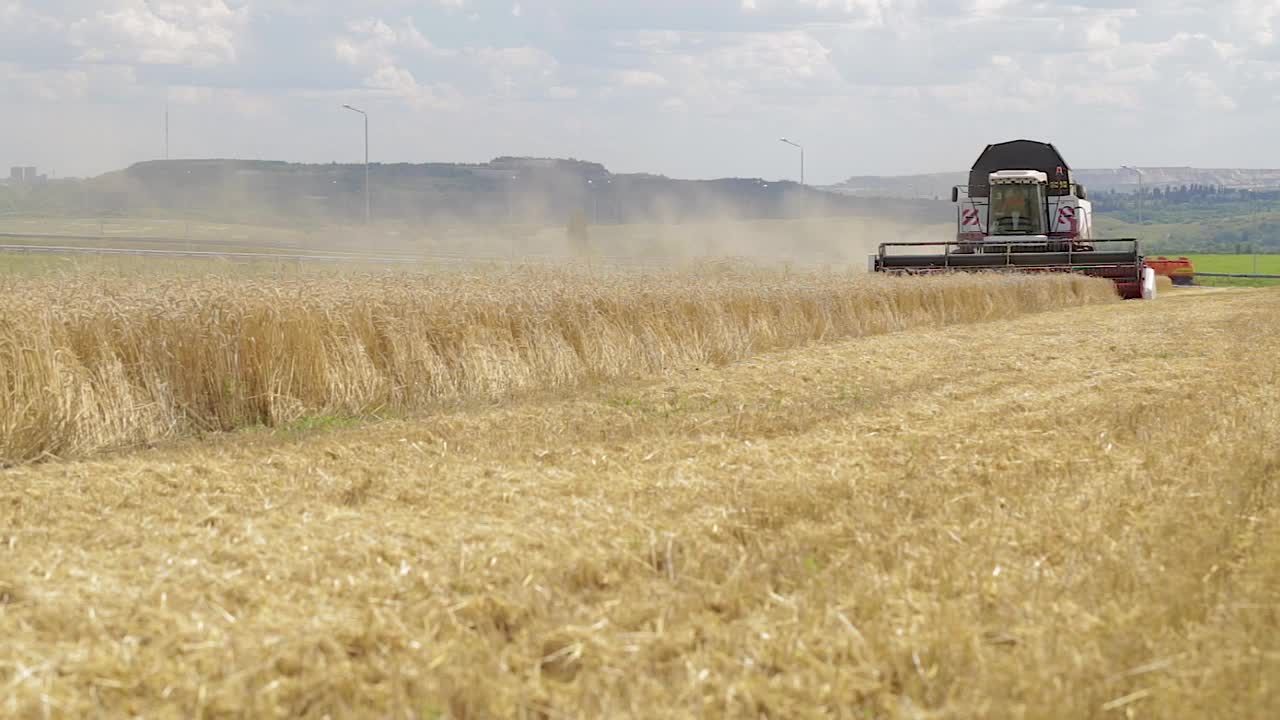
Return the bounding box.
[507,175,518,268]
[164,104,170,160]
[586,178,613,224]
[780,137,805,185]
[1122,165,1144,224]
[342,104,371,225]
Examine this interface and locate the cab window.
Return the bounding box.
[989,185,1045,235]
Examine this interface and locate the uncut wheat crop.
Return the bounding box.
[0,268,1116,464]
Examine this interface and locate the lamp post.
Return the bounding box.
[506,175,519,267]
[586,178,612,224]
[780,137,804,185]
[506,175,518,225]
[342,104,370,225]
[1121,165,1144,224]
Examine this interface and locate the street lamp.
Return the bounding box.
[506,174,518,225]
[506,174,519,266]
[780,137,805,185]
[1121,165,1144,224]
[587,178,612,224]
[342,104,370,225]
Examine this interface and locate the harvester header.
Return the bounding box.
[873,139,1157,300]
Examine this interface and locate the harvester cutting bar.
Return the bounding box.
[873,239,1147,299]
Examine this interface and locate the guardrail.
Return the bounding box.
[0,231,190,243]
[0,243,432,265]
[1194,273,1280,279]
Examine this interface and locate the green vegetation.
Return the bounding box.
[1094,215,1187,247]
[1095,193,1280,225]
[280,414,365,437]
[1095,211,1280,255]
[1093,186,1280,253]
[1186,254,1280,274]
[1194,277,1280,288]
[1183,254,1280,287]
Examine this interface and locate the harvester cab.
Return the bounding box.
[872,139,1157,300]
[988,170,1050,236]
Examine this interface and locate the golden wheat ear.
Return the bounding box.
[0,269,1114,464]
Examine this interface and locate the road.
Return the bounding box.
[0,241,431,265]
[0,239,698,270]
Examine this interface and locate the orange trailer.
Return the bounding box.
[1144,256,1196,286]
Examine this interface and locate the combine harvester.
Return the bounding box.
[872,140,1159,299]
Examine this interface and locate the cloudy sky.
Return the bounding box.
[1,0,1277,182]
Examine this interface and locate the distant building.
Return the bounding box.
[7,167,45,186]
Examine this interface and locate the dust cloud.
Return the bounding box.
[1,158,955,272]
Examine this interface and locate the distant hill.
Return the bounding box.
[828,168,1280,198]
[0,158,953,228]
[7,156,1280,254]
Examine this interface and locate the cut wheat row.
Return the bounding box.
[0,269,1116,464]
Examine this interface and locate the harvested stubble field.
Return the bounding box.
[1,273,1277,719]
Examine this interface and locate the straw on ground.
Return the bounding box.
[0,283,1275,718]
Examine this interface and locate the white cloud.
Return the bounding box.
[610,28,840,108]
[1180,70,1238,111]
[614,69,668,88]
[364,65,429,104]
[167,84,276,116]
[333,16,463,108]
[335,16,449,68]
[0,62,140,102]
[335,16,558,103]
[69,0,250,66]
[0,0,61,29]
[1085,16,1124,50]
[738,0,896,26]
[1230,0,1280,44]
[5,0,1280,178]
[472,45,559,97]
[168,85,215,104]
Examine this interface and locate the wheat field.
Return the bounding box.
[1,272,1276,719]
[0,269,1114,465]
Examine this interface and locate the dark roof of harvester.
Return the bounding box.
[968,139,1072,197]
